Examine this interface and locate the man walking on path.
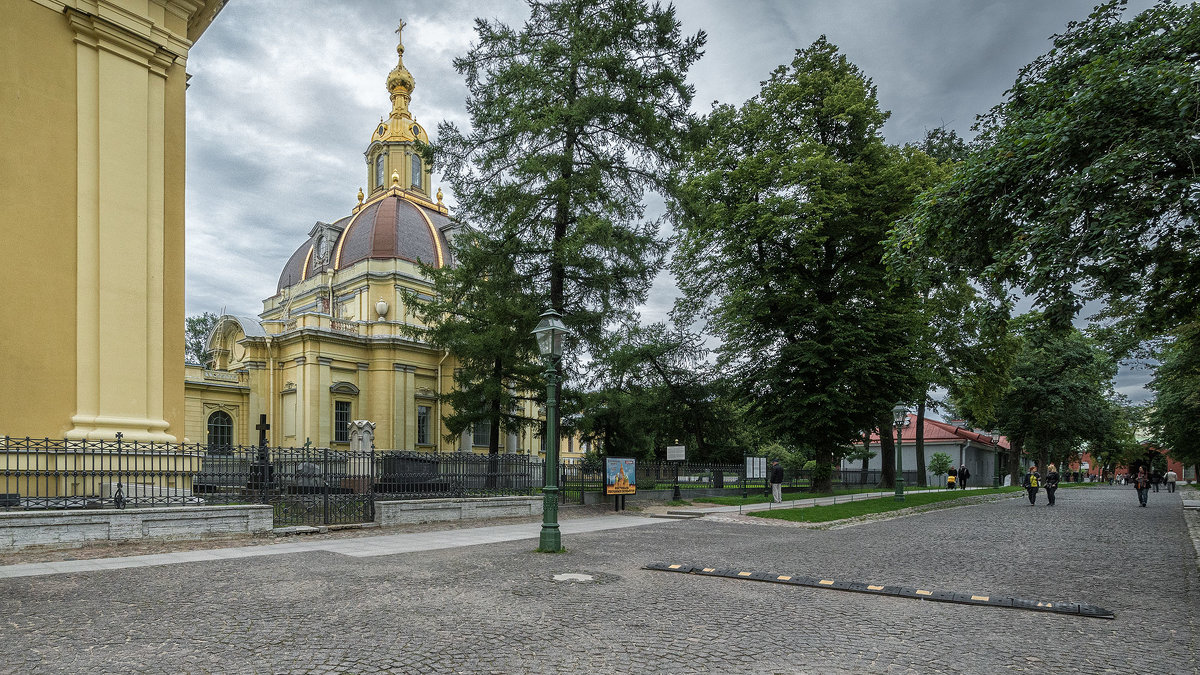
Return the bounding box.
[959,464,969,489]
[769,460,784,503]
[1135,467,1151,506]
[1165,469,1177,493]
[1022,465,1041,505]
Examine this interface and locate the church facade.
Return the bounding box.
[183,26,559,459]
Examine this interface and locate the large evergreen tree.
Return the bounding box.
[670,38,933,492]
[425,0,705,447]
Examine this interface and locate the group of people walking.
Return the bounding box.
[947,464,970,489]
[1021,464,1060,505]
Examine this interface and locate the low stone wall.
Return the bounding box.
[376,496,543,526]
[0,505,273,552]
[582,487,757,506]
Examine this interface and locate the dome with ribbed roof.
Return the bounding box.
[276,190,453,292]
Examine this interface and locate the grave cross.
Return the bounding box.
[256,414,270,448]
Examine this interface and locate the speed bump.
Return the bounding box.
[642,562,1114,619]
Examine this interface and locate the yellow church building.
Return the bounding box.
[183,25,563,459]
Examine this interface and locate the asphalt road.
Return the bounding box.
[1,485,1195,674]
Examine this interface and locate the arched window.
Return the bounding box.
[207,411,233,453]
[411,153,422,189]
[375,154,385,188]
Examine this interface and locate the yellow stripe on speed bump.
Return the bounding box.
[972,595,989,602]
[738,572,752,577]
[777,576,792,581]
[868,585,884,591]
[668,564,682,569]
[819,579,834,585]
[916,590,932,596]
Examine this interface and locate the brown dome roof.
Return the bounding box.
[276,192,453,293]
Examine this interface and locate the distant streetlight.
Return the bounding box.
[532,309,570,553]
[892,404,908,501]
[990,430,1002,488]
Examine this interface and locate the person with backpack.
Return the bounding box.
[1134,467,1150,507]
[1044,463,1060,506]
[1022,464,1041,505]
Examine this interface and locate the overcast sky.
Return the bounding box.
[183,0,1157,402]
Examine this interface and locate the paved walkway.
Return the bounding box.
[0,485,1195,674]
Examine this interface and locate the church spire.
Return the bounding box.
[386,21,415,123]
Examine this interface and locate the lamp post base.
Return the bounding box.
[538,485,561,552]
[538,526,562,553]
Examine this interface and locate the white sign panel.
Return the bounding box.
[667,445,686,461]
[746,456,767,480]
[1081,461,1090,470]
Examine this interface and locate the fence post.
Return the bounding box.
[113,432,126,509]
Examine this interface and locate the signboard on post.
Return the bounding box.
[667,445,686,462]
[605,457,636,495]
[746,456,767,480]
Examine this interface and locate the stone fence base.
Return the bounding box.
[376,496,543,527]
[0,505,273,553]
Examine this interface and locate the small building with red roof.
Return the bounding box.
[843,414,1016,487]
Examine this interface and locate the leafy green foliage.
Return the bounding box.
[898,0,1200,339]
[670,38,934,491]
[927,452,953,478]
[185,312,219,365]
[994,316,1121,478]
[1148,322,1200,470]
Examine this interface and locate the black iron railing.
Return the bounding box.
[1,437,546,526]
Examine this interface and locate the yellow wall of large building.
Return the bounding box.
[0,0,80,440]
[0,0,222,441]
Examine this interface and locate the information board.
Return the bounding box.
[746,456,767,480]
[667,445,686,462]
[605,457,637,495]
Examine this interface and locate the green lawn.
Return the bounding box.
[748,486,1024,523]
[694,484,960,507]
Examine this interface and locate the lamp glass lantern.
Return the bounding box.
[891,403,907,501]
[533,310,568,358]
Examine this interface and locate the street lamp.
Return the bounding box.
[892,403,907,501]
[533,309,570,553]
[990,430,1001,488]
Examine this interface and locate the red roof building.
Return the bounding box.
[845,414,1015,487]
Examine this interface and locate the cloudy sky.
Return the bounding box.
[183,0,1157,402]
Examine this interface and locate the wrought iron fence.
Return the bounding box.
[556,459,927,505]
[1,437,545,526]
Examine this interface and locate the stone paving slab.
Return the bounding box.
[0,486,1194,674]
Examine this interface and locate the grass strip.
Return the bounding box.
[748,486,1024,523]
[695,485,956,507]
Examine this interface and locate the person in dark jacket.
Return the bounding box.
[959,464,970,489]
[946,465,957,489]
[769,460,784,503]
[1134,467,1150,507]
[1044,463,1060,506]
[1022,465,1041,505]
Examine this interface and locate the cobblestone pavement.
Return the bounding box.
[1,486,1196,674]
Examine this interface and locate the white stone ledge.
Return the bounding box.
[375,496,543,526]
[0,505,273,553]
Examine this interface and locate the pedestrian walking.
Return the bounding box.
[959,464,970,489]
[1022,465,1041,506]
[769,459,783,503]
[1044,463,1060,506]
[1134,467,1150,507]
[1166,469,1178,493]
[1151,471,1161,492]
[947,465,957,489]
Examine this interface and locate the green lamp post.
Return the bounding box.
[990,429,1002,488]
[892,403,908,501]
[533,309,570,553]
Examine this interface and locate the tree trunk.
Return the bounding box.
[813,447,835,493]
[879,415,895,488]
[915,400,927,487]
[1008,437,1023,485]
[860,432,870,486]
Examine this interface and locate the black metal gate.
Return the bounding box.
[194,445,376,527]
